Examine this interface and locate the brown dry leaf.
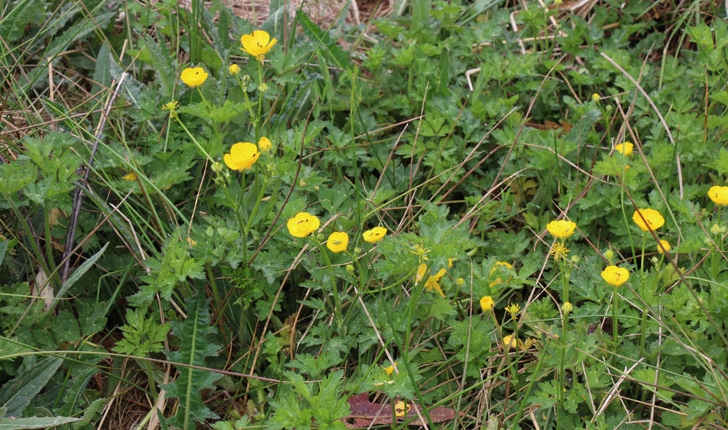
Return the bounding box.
[344,393,457,428]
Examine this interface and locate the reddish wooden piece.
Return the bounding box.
[344,393,457,428]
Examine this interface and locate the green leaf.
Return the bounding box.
[50,243,109,313]
[23,11,116,90]
[0,160,37,195]
[0,0,39,43]
[0,356,63,417]
[162,294,223,427]
[0,416,81,429]
[297,11,351,72]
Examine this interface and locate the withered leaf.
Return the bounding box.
[344,393,457,428]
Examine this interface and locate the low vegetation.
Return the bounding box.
[2,0,728,428]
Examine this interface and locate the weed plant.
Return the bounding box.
[2,0,728,428]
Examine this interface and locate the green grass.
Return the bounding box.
[2,0,728,428]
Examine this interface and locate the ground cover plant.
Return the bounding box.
[2,0,728,428]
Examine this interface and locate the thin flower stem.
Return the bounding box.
[256,61,265,130]
[315,240,343,332]
[174,116,214,163]
[239,75,256,125]
[613,290,620,346]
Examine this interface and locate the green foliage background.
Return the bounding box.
[2,0,728,428]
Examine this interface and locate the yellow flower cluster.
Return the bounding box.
[284,215,388,256]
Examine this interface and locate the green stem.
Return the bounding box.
[174,116,214,163]
[315,240,343,332]
[612,290,620,346]
[255,61,265,131]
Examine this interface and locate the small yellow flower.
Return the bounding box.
[224,142,260,171]
[257,136,272,152]
[326,232,349,253]
[591,93,601,102]
[546,219,577,239]
[657,239,671,254]
[180,66,208,88]
[632,208,665,232]
[562,302,573,314]
[415,263,446,297]
[456,277,465,287]
[394,400,410,418]
[363,226,387,243]
[228,63,241,75]
[502,334,521,351]
[708,186,728,205]
[241,30,277,63]
[480,296,495,312]
[615,141,634,156]
[287,212,320,238]
[505,303,520,319]
[122,172,137,181]
[383,362,397,376]
[601,265,630,287]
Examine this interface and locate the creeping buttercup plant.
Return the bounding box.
[3,0,728,429]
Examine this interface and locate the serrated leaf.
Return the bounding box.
[162,295,222,427]
[0,161,37,195]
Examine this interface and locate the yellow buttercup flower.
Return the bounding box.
[546,219,577,239]
[383,362,397,376]
[241,30,277,63]
[657,240,671,254]
[502,334,527,351]
[363,226,387,243]
[257,136,272,152]
[480,296,494,312]
[287,212,320,238]
[601,265,629,287]
[632,208,665,232]
[122,172,137,181]
[591,93,601,102]
[180,66,208,88]
[708,186,728,205]
[615,141,634,156]
[223,142,260,171]
[326,232,349,253]
[229,63,241,75]
[415,263,447,297]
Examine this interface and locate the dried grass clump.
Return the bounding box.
[178,0,393,28]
